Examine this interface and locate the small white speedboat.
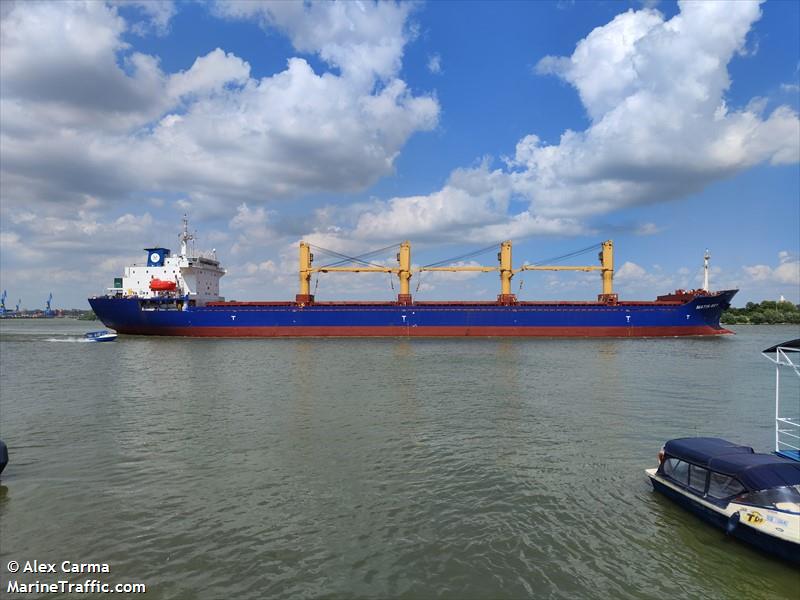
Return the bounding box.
[84,330,117,342]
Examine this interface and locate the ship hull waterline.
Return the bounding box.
[89,290,737,338]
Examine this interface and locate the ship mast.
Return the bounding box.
[703,249,710,291]
[180,215,194,258]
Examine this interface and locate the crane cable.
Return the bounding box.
[310,242,401,269]
[420,241,502,269]
[528,242,602,267]
[413,241,501,298]
[309,242,403,294]
[310,245,383,269]
[309,239,602,296]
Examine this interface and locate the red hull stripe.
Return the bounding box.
[115,325,733,338]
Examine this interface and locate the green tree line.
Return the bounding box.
[722,300,800,324]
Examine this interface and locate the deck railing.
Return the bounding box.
[766,344,800,461]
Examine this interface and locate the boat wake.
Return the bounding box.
[46,337,93,343]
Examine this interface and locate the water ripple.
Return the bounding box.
[1,321,798,598]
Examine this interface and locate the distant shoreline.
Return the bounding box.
[722,300,800,326]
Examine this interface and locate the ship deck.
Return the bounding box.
[206,300,687,308]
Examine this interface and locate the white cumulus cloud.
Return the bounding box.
[743,252,800,285]
[427,54,442,74]
[517,0,799,217]
[212,0,414,85]
[304,0,798,248]
[0,0,439,210]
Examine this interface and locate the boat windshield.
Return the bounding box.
[736,485,800,514]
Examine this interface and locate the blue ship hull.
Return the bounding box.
[89,290,737,337]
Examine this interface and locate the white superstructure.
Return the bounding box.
[109,218,225,306]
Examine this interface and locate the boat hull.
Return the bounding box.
[648,473,800,565]
[89,290,737,338]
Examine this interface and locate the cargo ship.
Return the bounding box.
[89,220,737,337]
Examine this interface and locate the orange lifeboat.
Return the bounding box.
[150,279,177,291]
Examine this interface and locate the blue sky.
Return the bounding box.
[1,0,798,309]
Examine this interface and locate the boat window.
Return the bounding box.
[662,458,689,485]
[736,485,800,514]
[707,472,745,499]
[689,465,708,493]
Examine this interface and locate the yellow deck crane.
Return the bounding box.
[419,240,616,304]
[297,241,414,305]
[296,239,616,305]
[519,240,616,303]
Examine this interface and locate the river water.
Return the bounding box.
[1,319,798,599]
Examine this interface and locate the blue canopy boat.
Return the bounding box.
[646,340,800,564]
[647,438,800,563]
